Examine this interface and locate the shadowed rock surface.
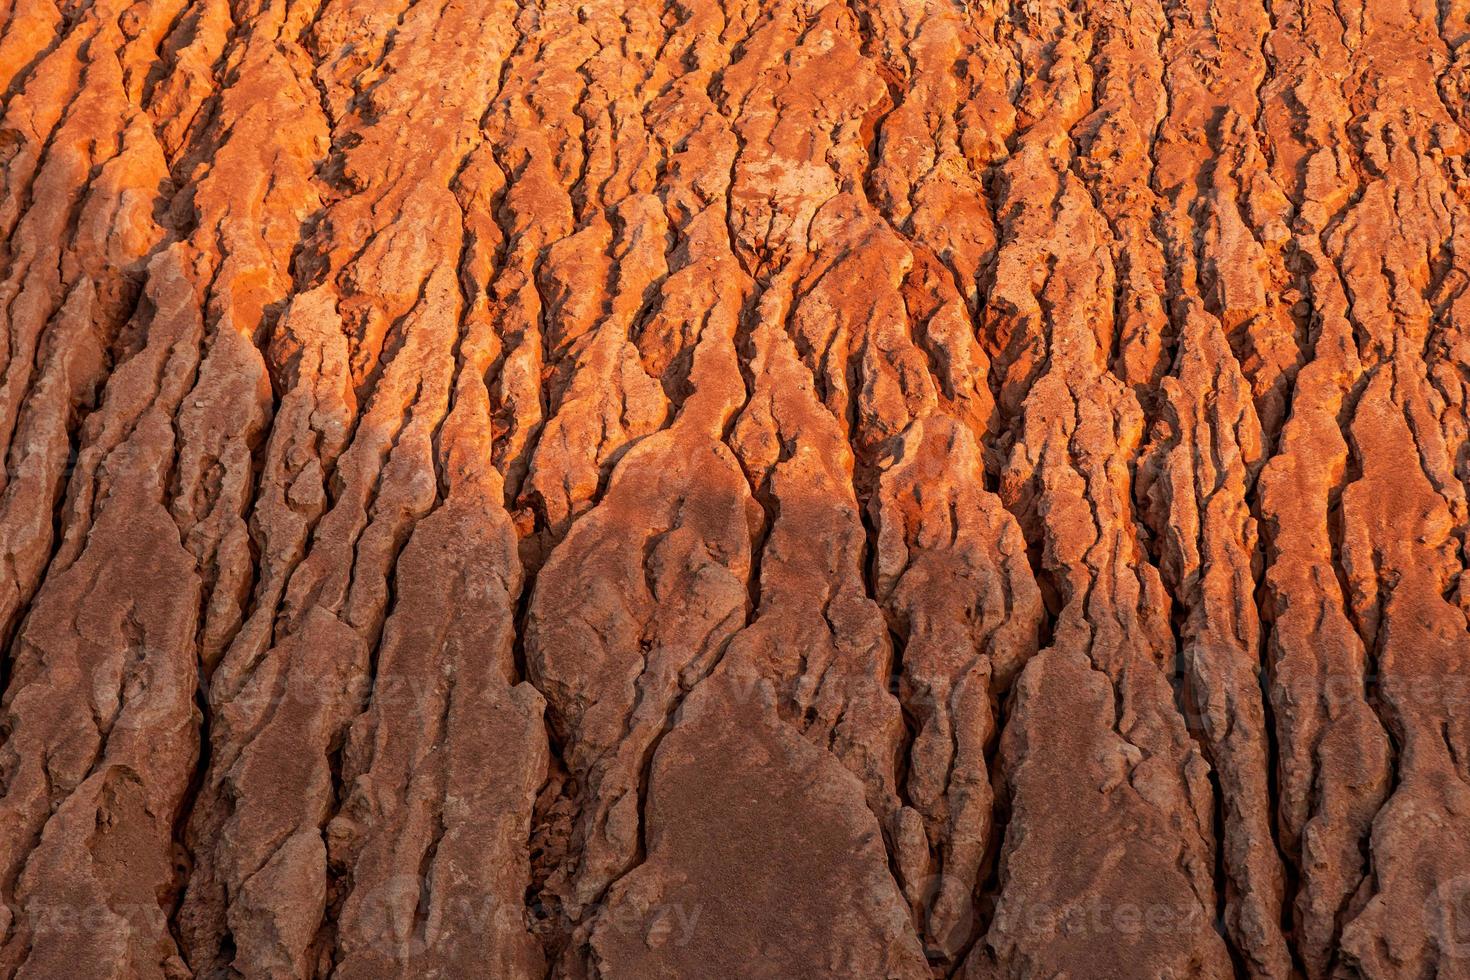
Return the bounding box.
[0,0,1468,976]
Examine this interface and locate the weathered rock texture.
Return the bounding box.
[0,0,1468,976]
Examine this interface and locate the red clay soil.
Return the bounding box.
[0,0,1468,977]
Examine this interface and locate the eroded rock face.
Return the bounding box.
[0,0,1468,976]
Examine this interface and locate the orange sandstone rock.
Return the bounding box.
[0,0,1467,977]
